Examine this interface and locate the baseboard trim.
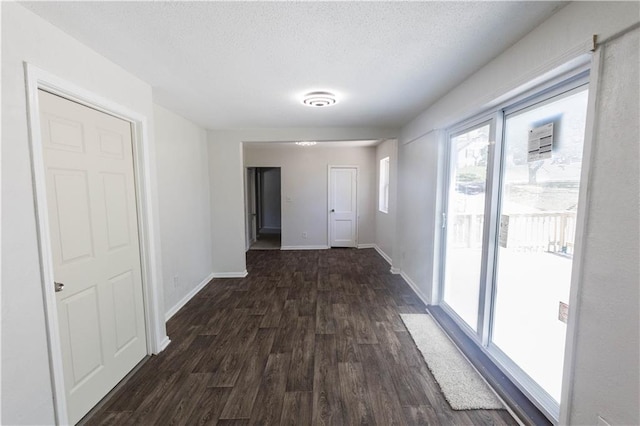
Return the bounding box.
[165,272,215,321]
[245,237,257,252]
[212,270,249,278]
[158,336,171,353]
[390,267,401,274]
[356,243,393,266]
[373,245,392,265]
[399,271,431,307]
[357,243,375,249]
[281,245,329,250]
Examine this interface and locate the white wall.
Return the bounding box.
[566,27,639,426]
[395,1,640,302]
[394,2,639,424]
[154,105,214,317]
[208,131,248,274]
[208,127,398,273]
[260,168,281,231]
[395,131,444,301]
[401,2,640,143]
[244,144,376,248]
[1,4,167,424]
[375,139,398,262]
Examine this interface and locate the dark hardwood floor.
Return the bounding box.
[86,249,517,425]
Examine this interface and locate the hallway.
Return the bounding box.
[249,232,282,250]
[85,249,515,425]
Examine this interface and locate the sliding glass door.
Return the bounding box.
[440,75,589,420]
[442,122,492,331]
[491,86,589,404]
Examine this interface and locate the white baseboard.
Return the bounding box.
[245,237,257,252]
[373,245,392,265]
[399,271,431,307]
[357,243,375,249]
[157,336,171,353]
[356,243,392,266]
[165,272,215,321]
[390,267,401,274]
[212,270,248,278]
[280,245,329,250]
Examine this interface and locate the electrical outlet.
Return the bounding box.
[302,232,307,239]
[173,275,179,288]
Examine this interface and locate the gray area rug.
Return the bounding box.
[400,313,504,410]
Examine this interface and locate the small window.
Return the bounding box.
[379,157,390,213]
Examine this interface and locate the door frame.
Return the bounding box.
[327,165,359,247]
[439,114,499,341]
[244,167,257,250]
[243,164,285,250]
[24,63,169,425]
[256,168,263,232]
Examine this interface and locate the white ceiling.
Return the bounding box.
[21,1,565,130]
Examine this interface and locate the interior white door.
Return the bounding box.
[39,90,147,424]
[329,167,357,247]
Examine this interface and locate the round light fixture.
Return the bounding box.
[302,91,337,107]
[295,141,317,146]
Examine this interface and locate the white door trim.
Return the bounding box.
[244,167,258,251]
[327,165,359,247]
[24,63,169,425]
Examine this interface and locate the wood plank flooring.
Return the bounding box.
[85,249,516,425]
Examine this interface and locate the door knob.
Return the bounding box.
[54,282,65,292]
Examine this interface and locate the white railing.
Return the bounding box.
[450,212,577,255]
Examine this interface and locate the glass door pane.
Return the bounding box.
[491,87,589,402]
[443,123,491,331]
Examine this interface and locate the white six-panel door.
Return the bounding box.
[39,90,147,424]
[329,167,357,247]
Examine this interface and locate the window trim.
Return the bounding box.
[378,156,390,213]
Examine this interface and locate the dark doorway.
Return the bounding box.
[249,167,281,250]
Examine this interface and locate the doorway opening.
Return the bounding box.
[246,167,282,250]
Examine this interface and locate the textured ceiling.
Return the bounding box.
[21,1,565,129]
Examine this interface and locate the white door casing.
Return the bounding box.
[39,90,147,424]
[245,167,257,250]
[250,169,257,243]
[329,166,358,247]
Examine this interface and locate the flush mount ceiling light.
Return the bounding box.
[301,91,338,107]
[295,141,317,146]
